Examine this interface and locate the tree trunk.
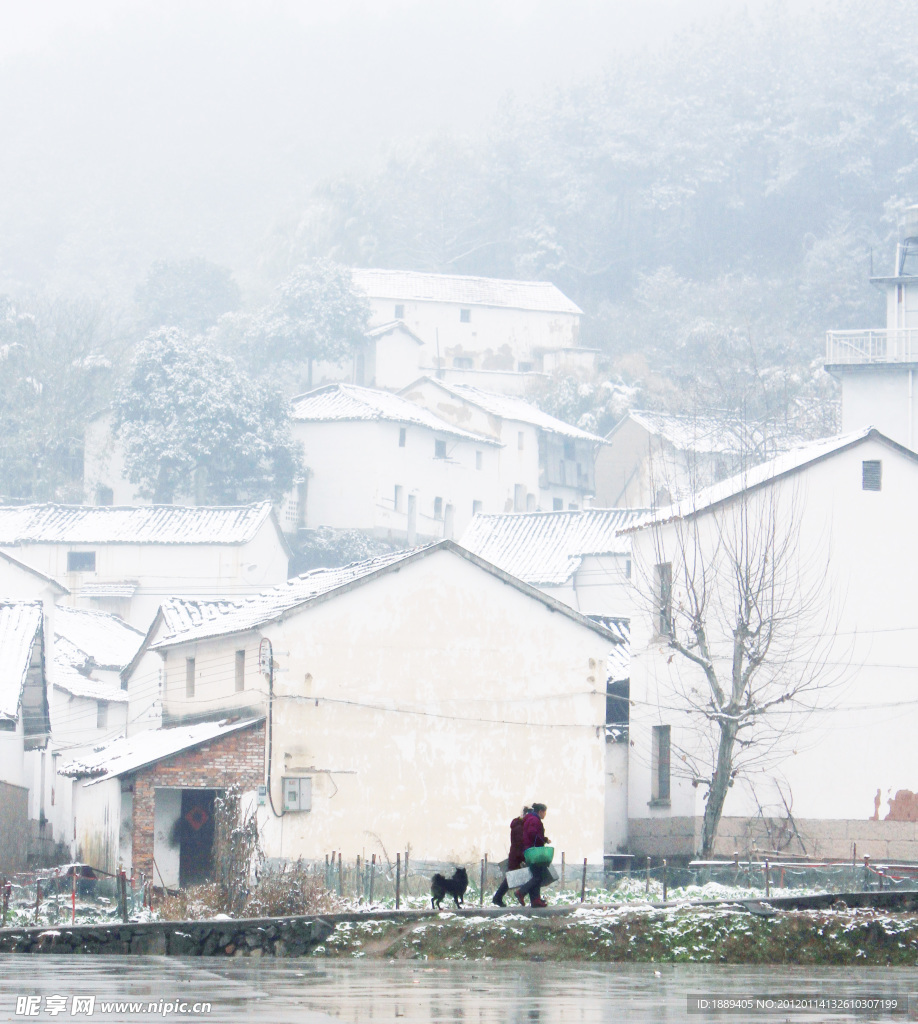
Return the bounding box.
[701,720,738,858]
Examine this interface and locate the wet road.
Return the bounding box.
[1,957,917,1023]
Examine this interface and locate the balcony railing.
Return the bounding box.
[826,329,918,364]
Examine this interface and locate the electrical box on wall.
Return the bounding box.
[282,776,312,812]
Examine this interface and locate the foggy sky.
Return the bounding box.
[0,0,817,301]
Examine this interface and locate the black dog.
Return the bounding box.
[430,866,469,910]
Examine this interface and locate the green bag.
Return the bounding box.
[523,846,554,867]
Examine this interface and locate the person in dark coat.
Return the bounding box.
[491,806,531,907]
[516,802,549,908]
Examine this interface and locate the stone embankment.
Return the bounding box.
[0,915,335,956]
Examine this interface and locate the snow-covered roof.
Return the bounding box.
[51,638,130,704]
[401,378,605,442]
[289,383,501,445]
[55,607,144,670]
[0,502,276,546]
[0,602,42,723]
[145,541,623,652]
[78,582,138,598]
[155,547,423,647]
[59,717,264,783]
[460,509,643,586]
[364,319,424,344]
[613,409,778,455]
[351,268,582,316]
[601,619,630,682]
[0,550,69,594]
[623,427,904,531]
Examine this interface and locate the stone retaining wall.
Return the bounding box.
[0,914,334,957]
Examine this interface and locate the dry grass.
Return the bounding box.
[155,863,344,921]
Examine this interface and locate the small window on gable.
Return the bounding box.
[394,304,405,319]
[518,361,533,372]
[96,701,108,730]
[67,551,96,573]
[563,439,575,460]
[475,451,483,470]
[95,485,114,506]
[553,498,563,511]
[651,725,671,803]
[235,650,245,692]
[460,308,471,323]
[472,500,482,515]
[434,497,443,519]
[394,484,403,511]
[517,431,524,450]
[398,427,406,447]
[862,460,882,491]
[434,439,447,459]
[186,657,196,698]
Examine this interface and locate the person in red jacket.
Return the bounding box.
[516,802,550,908]
[491,806,531,907]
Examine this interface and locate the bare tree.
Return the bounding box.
[634,461,847,858]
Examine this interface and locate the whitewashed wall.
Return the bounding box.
[628,437,918,852]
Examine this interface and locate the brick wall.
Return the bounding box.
[132,722,265,883]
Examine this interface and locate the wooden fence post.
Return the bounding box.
[369,854,376,903]
[580,858,588,903]
[396,853,401,910]
[662,859,667,902]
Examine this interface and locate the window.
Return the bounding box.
[186,657,196,698]
[526,493,535,512]
[67,551,96,572]
[434,439,447,459]
[475,451,483,470]
[568,503,578,511]
[518,361,533,372]
[553,498,563,511]
[514,484,526,512]
[394,484,403,512]
[606,680,630,740]
[563,439,575,460]
[460,308,471,323]
[517,431,525,450]
[235,650,245,693]
[472,500,483,515]
[453,356,473,369]
[651,725,671,803]
[398,427,406,447]
[862,460,882,491]
[394,304,404,319]
[95,485,113,506]
[625,557,632,580]
[655,562,673,637]
[96,701,108,730]
[434,497,443,519]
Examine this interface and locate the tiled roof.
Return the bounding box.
[623,427,897,531]
[613,409,803,456]
[364,319,424,344]
[599,619,630,682]
[155,548,420,647]
[59,717,264,783]
[351,269,582,315]
[55,607,145,670]
[290,384,501,445]
[0,602,42,723]
[51,639,130,704]
[403,379,605,442]
[460,509,642,586]
[0,502,276,546]
[148,541,623,650]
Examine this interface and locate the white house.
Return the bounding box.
[0,503,291,629]
[594,410,775,509]
[400,377,606,512]
[352,268,595,392]
[0,602,54,872]
[827,205,918,448]
[459,508,640,620]
[624,427,918,861]
[289,383,503,542]
[459,507,640,858]
[64,542,619,883]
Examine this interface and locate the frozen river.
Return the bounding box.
[1,957,917,1023]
